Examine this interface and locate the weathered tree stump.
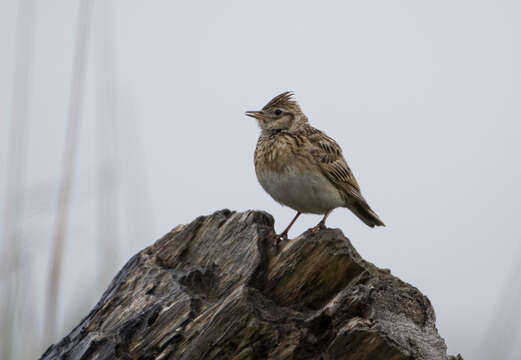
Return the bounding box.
[40,209,463,360]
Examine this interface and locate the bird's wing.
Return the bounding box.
[305,127,365,203]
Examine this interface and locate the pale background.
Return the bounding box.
[1,1,520,359]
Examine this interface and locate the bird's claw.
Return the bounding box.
[311,222,327,233]
[272,232,288,246]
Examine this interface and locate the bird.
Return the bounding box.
[246,91,384,244]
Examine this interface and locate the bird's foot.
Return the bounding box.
[271,231,288,246]
[311,222,327,233]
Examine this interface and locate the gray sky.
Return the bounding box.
[1,1,520,359]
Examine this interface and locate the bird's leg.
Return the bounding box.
[311,209,333,233]
[273,212,301,245]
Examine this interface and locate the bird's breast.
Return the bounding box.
[254,135,344,214]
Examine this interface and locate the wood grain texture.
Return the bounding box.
[39,210,462,360]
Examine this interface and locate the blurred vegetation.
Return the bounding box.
[1,1,120,358]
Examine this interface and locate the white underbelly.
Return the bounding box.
[256,167,345,214]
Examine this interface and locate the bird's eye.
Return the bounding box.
[274,109,282,116]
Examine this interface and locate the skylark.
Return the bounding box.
[247,91,384,244]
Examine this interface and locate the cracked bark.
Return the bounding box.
[39,209,463,360]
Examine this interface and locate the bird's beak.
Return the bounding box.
[245,110,264,120]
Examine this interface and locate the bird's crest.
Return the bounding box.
[263,91,298,110]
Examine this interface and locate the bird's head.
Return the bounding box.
[246,91,308,133]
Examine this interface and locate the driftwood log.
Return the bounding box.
[40,209,463,360]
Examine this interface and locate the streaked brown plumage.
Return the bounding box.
[247,91,384,244]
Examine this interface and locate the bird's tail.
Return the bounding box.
[348,200,385,228]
